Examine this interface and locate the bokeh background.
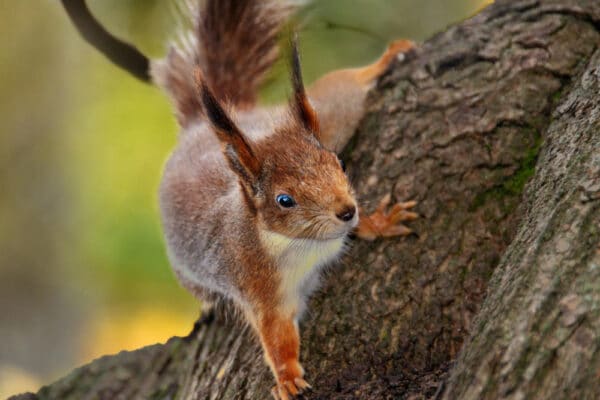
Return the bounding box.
[0,0,491,397]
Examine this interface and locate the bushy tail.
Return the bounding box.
[153,0,299,126]
[199,0,295,106]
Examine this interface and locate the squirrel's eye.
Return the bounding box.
[276,194,296,208]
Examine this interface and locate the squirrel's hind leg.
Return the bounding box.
[355,39,414,84]
[307,40,415,153]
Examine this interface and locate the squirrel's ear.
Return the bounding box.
[290,36,320,140]
[199,80,261,186]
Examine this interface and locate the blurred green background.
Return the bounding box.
[0,0,490,397]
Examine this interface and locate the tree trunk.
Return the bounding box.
[12,0,600,399]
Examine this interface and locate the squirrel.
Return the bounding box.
[62,0,417,398]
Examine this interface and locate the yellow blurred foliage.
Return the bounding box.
[0,365,41,399]
[80,306,197,363]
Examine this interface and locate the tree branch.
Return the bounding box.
[61,0,150,82]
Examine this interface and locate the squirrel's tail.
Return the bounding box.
[153,0,300,127]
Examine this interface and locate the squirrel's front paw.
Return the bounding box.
[356,194,418,241]
[271,360,311,400]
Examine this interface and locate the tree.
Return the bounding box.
[11,0,600,398]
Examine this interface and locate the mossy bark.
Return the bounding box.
[443,41,600,400]
[11,0,600,399]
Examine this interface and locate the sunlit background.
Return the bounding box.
[0,0,491,397]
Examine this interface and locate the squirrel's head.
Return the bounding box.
[199,41,357,241]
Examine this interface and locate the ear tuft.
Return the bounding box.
[290,35,320,138]
[198,79,262,186]
[198,79,239,140]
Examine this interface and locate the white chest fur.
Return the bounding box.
[260,230,346,313]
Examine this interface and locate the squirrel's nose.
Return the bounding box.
[336,205,356,222]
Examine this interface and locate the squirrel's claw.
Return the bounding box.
[271,386,286,400]
[294,377,312,390]
[284,380,299,396]
[388,201,419,223]
[272,378,311,400]
[271,365,311,400]
[355,195,418,241]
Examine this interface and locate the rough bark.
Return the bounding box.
[443,37,600,400]
[11,0,600,399]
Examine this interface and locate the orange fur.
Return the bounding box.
[253,309,312,400]
[356,39,415,84]
[356,195,418,241]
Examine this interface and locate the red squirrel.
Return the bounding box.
[62,0,417,398]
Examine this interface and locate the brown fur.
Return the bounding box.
[198,0,294,107]
[163,77,356,398]
[155,3,416,399]
[152,0,296,127]
[252,125,355,239]
[155,49,203,126]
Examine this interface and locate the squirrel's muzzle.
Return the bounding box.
[336,205,356,222]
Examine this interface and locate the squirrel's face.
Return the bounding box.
[253,130,358,241]
[198,51,358,241]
